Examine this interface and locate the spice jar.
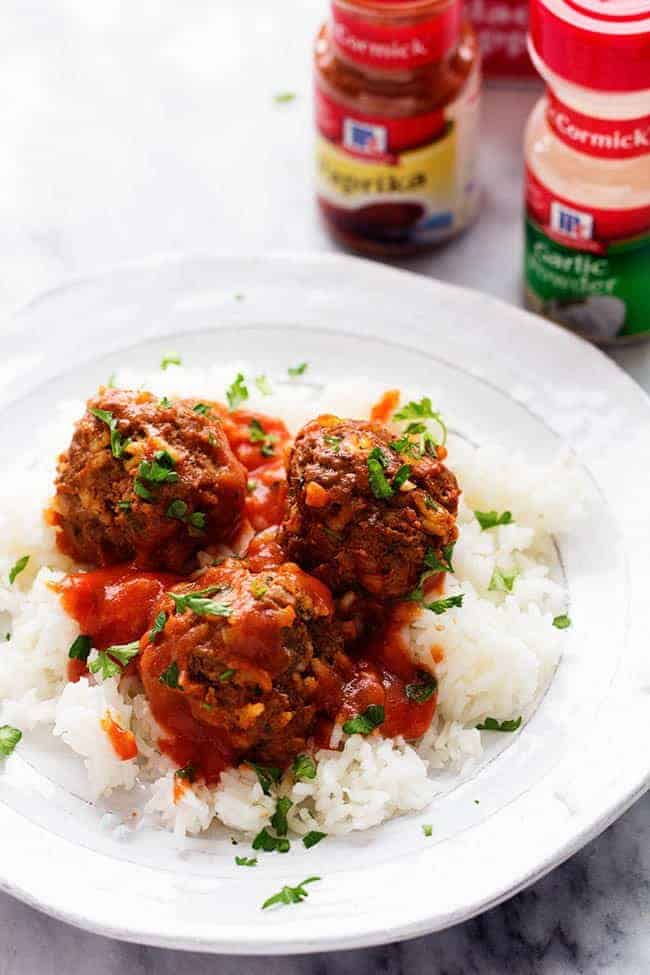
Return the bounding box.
[314,0,481,256]
[524,0,650,344]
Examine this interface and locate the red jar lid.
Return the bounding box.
[529,0,650,92]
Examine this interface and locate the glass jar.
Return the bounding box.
[523,0,650,344]
[314,0,481,256]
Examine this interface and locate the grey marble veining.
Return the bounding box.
[0,1,648,972]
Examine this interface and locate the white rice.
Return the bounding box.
[0,364,583,842]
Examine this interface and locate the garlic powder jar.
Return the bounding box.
[524,0,650,344]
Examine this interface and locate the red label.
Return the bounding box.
[331,1,461,69]
[546,92,650,161]
[526,164,650,251]
[465,0,535,78]
[315,83,446,160]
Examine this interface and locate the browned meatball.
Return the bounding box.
[53,388,247,572]
[139,560,348,766]
[279,415,459,599]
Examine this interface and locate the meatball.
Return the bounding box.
[54,388,247,572]
[139,560,348,766]
[279,415,459,599]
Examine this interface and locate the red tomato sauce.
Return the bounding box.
[101,713,138,761]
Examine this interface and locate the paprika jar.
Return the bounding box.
[314,0,481,256]
[524,0,650,344]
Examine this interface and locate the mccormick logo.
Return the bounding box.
[343,118,387,156]
[550,201,593,241]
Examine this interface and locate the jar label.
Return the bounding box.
[524,165,650,340]
[315,73,480,246]
[546,91,650,161]
[331,0,461,69]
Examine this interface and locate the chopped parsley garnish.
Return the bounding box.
[159,660,182,690]
[250,578,268,599]
[166,499,188,520]
[262,877,320,911]
[422,824,433,838]
[252,827,290,854]
[0,725,22,757]
[235,856,257,867]
[392,464,411,491]
[288,361,308,377]
[323,434,341,453]
[149,612,167,643]
[179,595,231,617]
[193,403,210,415]
[303,831,326,849]
[68,634,92,662]
[88,652,121,681]
[248,762,282,796]
[219,668,236,682]
[9,555,29,585]
[271,796,293,836]
[424,594,464,615]
[393,398,447,446]
[255,375,272,396]
[409,544,456,603]
[117,500,132,513]
[474,510,513,531]
[249,418,277,457]
[138,450,179,485]
[175,762,196,782]
[134,479,154,501]
[488,567,518,594]
[342,704,385,735]
[166,499,207,533]
[292,754,317,781]
[476,716,522,732]
[226,372,249,411]
[90,408,131,460]
[405,672,438,704]
[161,352,182,370]
[102,640,140,666]
[367,447,393,500]
[553,614,571,629]
[167,584,229,614]
[159,396,172,408]
[274,92,297,105]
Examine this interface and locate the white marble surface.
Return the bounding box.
[0,1,648,971]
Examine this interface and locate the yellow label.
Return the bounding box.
[316,126,457,204]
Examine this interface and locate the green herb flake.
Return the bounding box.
[393,398,447,446]
[425,543,455,574]
[367,447,393,500]
[553,614,571,630]
[134,479,154,501]
[117,500,132,513]
[323,434,341,453]
[292,754,317,781]
[248,762,282,796]
[249,418,277,457]
[159,660,182,690]
[274,91,297,105]
[235,856,258,867]
[0,725,22,757]
[302,831,326,849]
[405,672,438,704]
[476,716,523,733]
[161,352,182,370]
[90,408,131,460]
[250,579,268,600]
[159,396,173,409]
[287,361,308,377]
[138,450,179,485]
[252,827,279,852]
[193,403,210,415]
[422,824,433,838]
[9,555,30,585]
[488,567,518,594]
[424,594,464,615]
[175,762,196,782]
[88,652,121,681]
[106,640,140,666]
[474,510,513,531]
[262,877,320,911]
[168,584,229,614]
[219,668,236,682]
[271,796,293,837]
[149,612,167,643]
[342,704,385,736]
[226,372,249,411]
[68,634,92,662]
[166,499,188,520]
[392,464,412,491]
[255,375,273,396]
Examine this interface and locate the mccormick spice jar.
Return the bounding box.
[524,0,650,344]
[314,0,481,255]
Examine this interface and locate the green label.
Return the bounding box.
[525,218,650,341]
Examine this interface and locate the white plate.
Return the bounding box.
[0,254,648,954]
